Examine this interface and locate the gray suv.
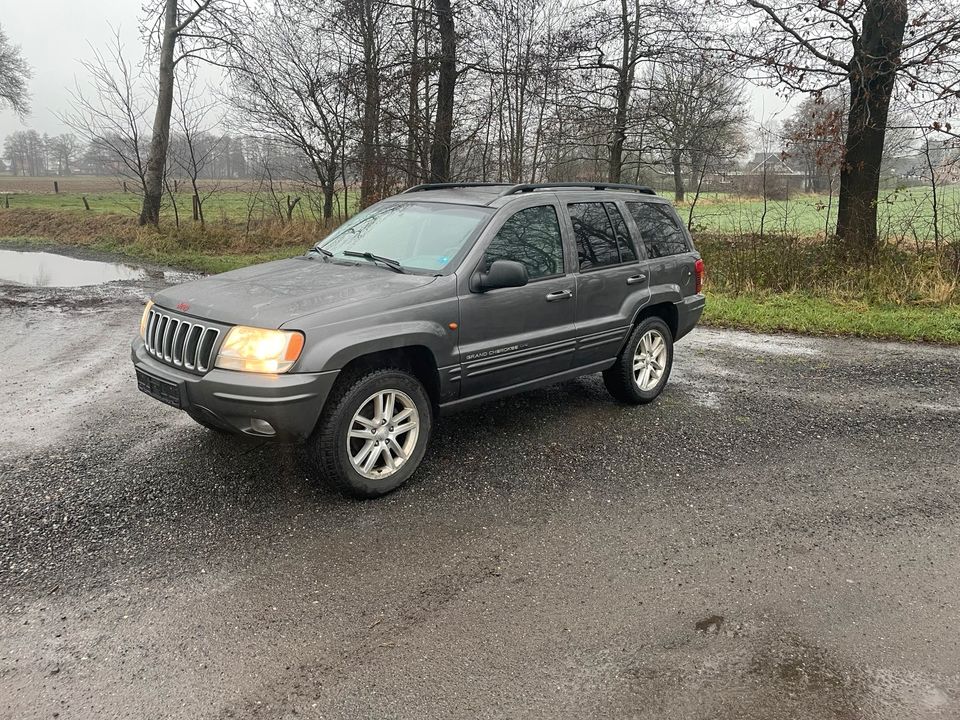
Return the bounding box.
[132,182,705,497]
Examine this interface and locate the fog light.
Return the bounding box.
[249,418,275,436]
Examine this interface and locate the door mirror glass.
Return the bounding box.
[478,259,528,291]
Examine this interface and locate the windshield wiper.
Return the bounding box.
[342,250,406,274]
[311,243,334,258]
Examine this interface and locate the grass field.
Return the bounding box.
[0,175,354,224]
[3,175,960,240]
[2,176,959,344]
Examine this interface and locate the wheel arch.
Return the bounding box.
[336,345,441,409]
[632,301,678,339]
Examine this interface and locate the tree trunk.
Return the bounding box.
[323,161,338,219]
[140,0,178,226]
[359,0,381,208]
[608,0,635,183]
[671,150,685,202]
[405,0,421,186]
[609,83,629,182]
[429,0,456,183]
[834,0,907,258]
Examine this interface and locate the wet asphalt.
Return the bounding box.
[1,269,959,719]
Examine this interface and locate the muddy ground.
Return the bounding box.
[1,267,959,719]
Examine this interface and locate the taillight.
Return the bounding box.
[694,258,705,293]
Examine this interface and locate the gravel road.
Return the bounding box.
[1,272,959,719]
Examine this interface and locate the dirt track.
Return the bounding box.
[1,276,959,719]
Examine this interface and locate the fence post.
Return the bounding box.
[82,196,91,211]
[3,195,8,209]
[54,181,59,194]
[123,181,128,193]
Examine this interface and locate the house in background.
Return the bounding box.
[731,151,806,198]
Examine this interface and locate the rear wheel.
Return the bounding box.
[603,316,673,404]
[306,368,433,498]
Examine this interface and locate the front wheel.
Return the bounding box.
[306,369,433,498]
[603,316,674,404]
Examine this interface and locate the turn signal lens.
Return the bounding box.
[215,326,305,374]
[140,300,154,338]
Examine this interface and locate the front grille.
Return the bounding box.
[144,308,221,374]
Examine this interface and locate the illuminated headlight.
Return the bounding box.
[140,300,154,338]
[215,326,305,374]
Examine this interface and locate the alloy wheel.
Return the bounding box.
[346,389,421,480]
[633,329,667,391]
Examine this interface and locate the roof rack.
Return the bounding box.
[401,182,510,194]
[497,182,656,197]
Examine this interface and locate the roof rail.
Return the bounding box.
[401,182,509,194]
[497,182,656,197]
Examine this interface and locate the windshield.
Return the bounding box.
[318,201,493,273]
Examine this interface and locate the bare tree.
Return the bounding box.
[48,134,82,176]
[3,130,46,175]
[64,32,151,200]
[646,53,746,202]
[170,70,223,224]
[139,0,237,225]
[569,0,675,182]
[717,0,960,257]
[429,0,456,181]
[0,23,30,115]
[227,0,351,219]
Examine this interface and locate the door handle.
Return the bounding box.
[545,289,573,302]
[626,274,647,285]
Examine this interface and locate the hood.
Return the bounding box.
[153,255,438,328]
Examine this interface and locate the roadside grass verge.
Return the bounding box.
[704,291,960,344]
[698,234,960,343]
[0,208,322,273]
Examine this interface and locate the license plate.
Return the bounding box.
[136,369,182,409]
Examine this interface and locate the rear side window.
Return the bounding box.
[606,202,637,262]
[569,202,636,270]
[485,205,564,280]
[627,202,689,258]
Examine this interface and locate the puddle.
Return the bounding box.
[0,249,146,287]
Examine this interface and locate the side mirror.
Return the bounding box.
[476,259,528,291]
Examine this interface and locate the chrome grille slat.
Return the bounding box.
[163,318,179,361]
[184,325,203,370]
[172,321,190,366]
[197,328,220,372]
[145,311,158,352]
[144,308,220,375]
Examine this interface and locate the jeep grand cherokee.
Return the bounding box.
[132,182,705,497]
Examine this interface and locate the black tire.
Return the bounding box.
[602,316,674,404]
[306,368,433,498]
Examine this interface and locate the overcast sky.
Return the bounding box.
[1,0,794,141]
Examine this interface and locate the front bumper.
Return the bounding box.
[131,338,339,441]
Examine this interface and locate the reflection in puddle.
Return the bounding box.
[0,249,146,287]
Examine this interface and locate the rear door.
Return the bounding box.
[566,199,650,368]
[625,200,698,300]
[457,202,577,397]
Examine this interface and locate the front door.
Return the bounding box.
[458,204,577,398]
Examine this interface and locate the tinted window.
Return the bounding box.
[485,205,564,280]
[569,202,620,270]
[627,202,689,258]
[605,202,637,262]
